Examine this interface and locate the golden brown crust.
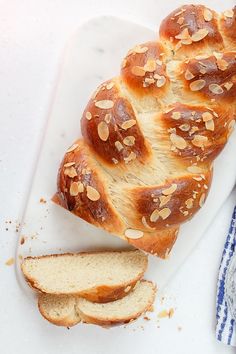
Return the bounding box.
[121,41,169,97]
[159,5,223,58]
[81,80,150,166]
[21,251,147,302]
[53,4,236,258]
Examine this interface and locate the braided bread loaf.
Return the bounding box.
[54,4,236,258]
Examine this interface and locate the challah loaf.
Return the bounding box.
[21,250,147,302]
[38,280,156,326]
[54,5,236,258]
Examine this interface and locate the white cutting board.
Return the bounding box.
[16,15,236,296]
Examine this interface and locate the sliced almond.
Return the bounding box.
[95,100,114,109]
[159,208,171,220]
[224,10,234,18]
[64,162,75,168]
[111,158,119,164]
[171,111,181,120]
[133,45,149,54]
[185,198,194,209]
[190,79,206,91]
[199,193,206,207]
[67,143,79,153]
[224,82,233,91]
[85,111,92,120]
[86,186,100,201]
[185,69,195,81]
[64,166,77,178]
[183,211,189,216]
[104,113,112,124]
[144,59,157,72]
[179,123,190,131]
[70,182,80,196]
[131,66,146,77]
[170,133,187,150]
[191,28,209,42]
[156,59,163,66]
[97,121,109,141]
[150,209,159,222]
[141,216,155,230]
[106,82,114,90]
[156,76,166,87]
[202,112,213,122]
[123,136,135,146]
[159,195,171,208]
[203,8,213,21]
[217,59,228,71]
[124,151,136,164]
[162,183,177,195]
[120,119,136,130]
[115,141,123,152]
[209,84,224,95]
[192,135,209,148]
[205,119,215,131]
[187,165,202,173]
[175,28,190,40]
[125,229,144,239]
[177,16,184,25]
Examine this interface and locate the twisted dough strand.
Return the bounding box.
[54,5,236,258]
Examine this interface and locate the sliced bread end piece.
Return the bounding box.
[38,280,156,327]
[21,250,147,303]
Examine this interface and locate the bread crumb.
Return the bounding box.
[178,326,182,331]
[158,308,175,319]
[5,258,14,266]
[143,316,150,321]
[20,236,25,245]
[40,198,47,204]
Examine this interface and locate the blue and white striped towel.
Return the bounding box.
[216,206,236,346]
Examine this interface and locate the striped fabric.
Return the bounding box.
[216,206,236,346]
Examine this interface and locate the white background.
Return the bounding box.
[0,1,235,353]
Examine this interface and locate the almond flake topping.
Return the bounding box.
[67,143,79,153]
[97,121,109,141]
[159,208,171,220]
[150,209,159,222]
[192,135,209,148]
[95,100,114,109]
[124,151,136,164]
[177,16,184,25]
[104,113,112,124]
[224,82,233,91]
[179,124,190,131]
[185,198,194,209]
[162,184,177,195]
[144,59,157,72]
[70,182,84,196]
[86,186,100,201]
[202,112,213,121]
[224,10,234,18]
[159,195,171,207]
[171,111,181,120]
[199,193,206,207]
[175,28,190,40]
[217,59,228,71]
[142,216,155,230]
[170,133,187,149]
[106,82,114,90]
[64,162,75,168]
[125,229,144,239]
[203,8,213,21]
[131,66,146,77]
[85,111,92,120]
[121,119,136,130]
[185,69,195,80]
[115,141,123,151]
[190,79,206,91]
[133,45,149,54]
[64,166,77,178]
[191,28,209,42]
[123,136,135,146]
[156,76,166,87]
[209,84,224,95]
[205,119,215,131]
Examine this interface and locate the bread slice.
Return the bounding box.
[38,280,156,327]
[21,250,148,302]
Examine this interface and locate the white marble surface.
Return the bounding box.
[0,1,235,353]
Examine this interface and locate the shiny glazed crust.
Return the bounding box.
[54,4,236,258]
